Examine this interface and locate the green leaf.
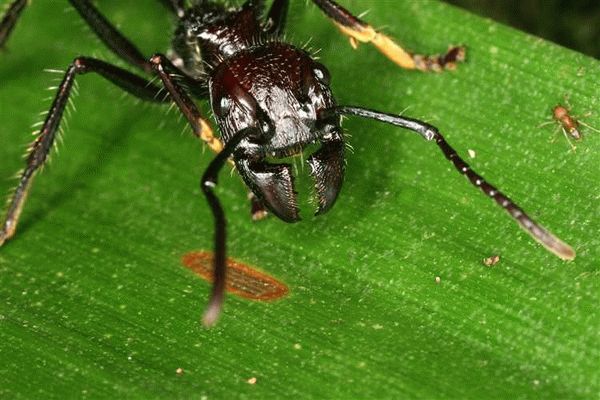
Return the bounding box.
[0,1,598,398]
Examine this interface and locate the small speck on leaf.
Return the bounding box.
[483,255,500,267]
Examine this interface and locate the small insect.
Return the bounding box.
[553,105,581,140]
[0,0,575,326]
[542,102,599,152]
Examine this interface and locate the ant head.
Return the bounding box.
[553,105,569,120]
[210,43,339,151]
[210,43,344,221]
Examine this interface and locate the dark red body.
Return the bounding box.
[172,1,345,222]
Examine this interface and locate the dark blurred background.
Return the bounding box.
[446,0,600,58]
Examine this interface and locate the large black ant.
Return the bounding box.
[0,0,575,326]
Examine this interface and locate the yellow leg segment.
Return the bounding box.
[198,118,223,154]
[333,21,466,72]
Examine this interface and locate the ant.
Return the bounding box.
[0,0,575,326]
[541,101,599,152]
[553,105,582,141]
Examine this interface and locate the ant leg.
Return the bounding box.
[200,128,253,327]
[151,53,261,222]
[264,0,289,36]
[330,106,575,260]
[151,55,261,224]
[158,0,186,18]
[579,121,600,133]
[559,128,577,153]
[0,57,166,246]
[1,1,203,93]
[150,53,254,325]
[150,54,222,153]
[312,0,465,71]
[150,53,258,325]
[0,0,27,48]
[0,1,152,72]
[151,56,261,223]
[68,0,152,73]
[69,0,205,95]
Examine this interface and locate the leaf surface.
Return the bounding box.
[0,1,598,398]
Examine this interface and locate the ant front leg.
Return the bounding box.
[312,0,466,71]
[0,57,166,246]
[150,54,264,220]
[150,54,222,153]
[150,54,223,323]
[200,128,254,327]
[150,54,265,324]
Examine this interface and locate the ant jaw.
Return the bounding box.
[236,158,300,223]
[236,131,345,222]
[308,133,345,215]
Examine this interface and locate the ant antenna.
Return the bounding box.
[330,106,575,261]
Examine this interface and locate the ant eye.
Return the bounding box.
[261,121,270,133]
[313,64,330,85]
[215,97,230,117]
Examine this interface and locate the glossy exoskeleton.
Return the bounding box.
[0,0,575,326]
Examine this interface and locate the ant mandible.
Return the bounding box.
[0,0,575,326]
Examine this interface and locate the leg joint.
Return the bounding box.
[72,57,91,73]
[149,53,166,69]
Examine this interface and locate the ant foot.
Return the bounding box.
[413,45,467,72]
[334,20,467,72]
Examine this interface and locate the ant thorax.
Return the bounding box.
[171,3,261,78]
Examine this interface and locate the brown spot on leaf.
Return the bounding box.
[182,251,289,301]
[483,255,501,267]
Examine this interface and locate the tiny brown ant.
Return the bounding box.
[541,102,599,152]
[0,0,576,326]
[553,105,581,140]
